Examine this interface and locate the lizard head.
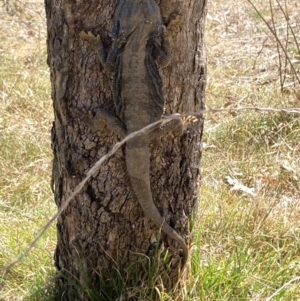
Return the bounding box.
[112,0,163,43]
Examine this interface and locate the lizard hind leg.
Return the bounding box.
[150,115,183,143]
[74,108,126,138]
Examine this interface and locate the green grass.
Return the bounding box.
[1,0,300,300]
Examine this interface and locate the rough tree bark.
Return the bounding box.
[45,0,206,299]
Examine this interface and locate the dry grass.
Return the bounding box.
[0,1,56,300]
[196,0,300,300]
[0,0,299,300]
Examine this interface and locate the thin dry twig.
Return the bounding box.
[1,116,166,275]
[274,0,300,54]
[265,276,300,301]
[268,0,284,89]
[246,0,300,87]
[1,106,300,275]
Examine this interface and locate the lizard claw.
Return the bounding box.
[167,13,183,35]
[80,31,102,52]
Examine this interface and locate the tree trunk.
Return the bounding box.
[46,0,206,299]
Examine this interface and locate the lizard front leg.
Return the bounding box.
[153,14,183,68]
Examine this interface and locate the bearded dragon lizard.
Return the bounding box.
[79,0,188,270]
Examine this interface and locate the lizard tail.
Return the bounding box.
[126,143,188,270]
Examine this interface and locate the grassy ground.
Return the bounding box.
[0,0,299,300]
[0,1,56,300]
